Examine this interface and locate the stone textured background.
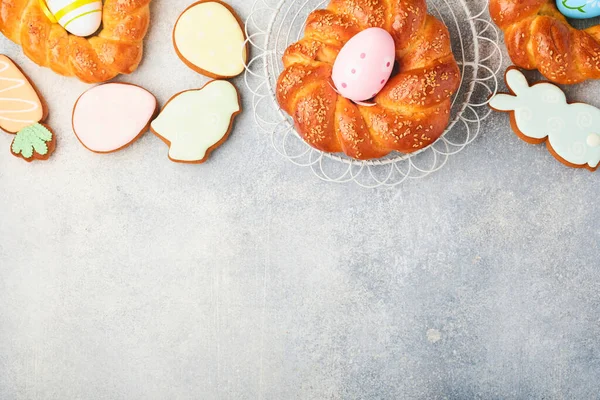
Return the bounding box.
[1,1,599,399]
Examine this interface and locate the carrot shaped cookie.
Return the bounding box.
[0,55,56,162]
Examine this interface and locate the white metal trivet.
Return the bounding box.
[243,0,502,188]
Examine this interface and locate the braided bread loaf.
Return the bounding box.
[0,0,150,83]
[276,0,460,160]
[490,0,600,84]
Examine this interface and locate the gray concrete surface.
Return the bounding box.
[0,1,599,399]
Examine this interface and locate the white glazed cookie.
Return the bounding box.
[490,68,600,171]
[72,83,158,153]
[150,80,241,164]
[173,0,247,79]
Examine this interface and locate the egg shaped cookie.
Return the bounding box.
[72,83,158,153]
[173,1,248,79]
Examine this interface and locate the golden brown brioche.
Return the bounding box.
[490,0,600,84]
[0,0,151,83]
[275,0,461,160]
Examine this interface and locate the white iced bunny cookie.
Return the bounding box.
[150,80,241,164]
[490,68,600,171]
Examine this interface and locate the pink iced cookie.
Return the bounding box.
[72,83,158,153]
[332,28,396,103]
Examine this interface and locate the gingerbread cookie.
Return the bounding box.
[490,67,600,171]
[0,55,55,162]
[150,80,241,164]
[173,1,248,79]
[72,83,157,153]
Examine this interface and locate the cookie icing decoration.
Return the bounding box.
[0,55,55,162]
[151,80,241,164]
[490,67,600,171]
[0,56,44,134]
[557,0,600,19]
[72,83,157,153]
[173,1,248,79]
[11,124,54,159]
[40,0,103,37]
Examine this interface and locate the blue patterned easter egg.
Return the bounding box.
[557,0,600,19]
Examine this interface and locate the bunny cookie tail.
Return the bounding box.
[10,123,56,162]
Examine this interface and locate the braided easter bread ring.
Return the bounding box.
[490,0,600,84]
[276,0,461,160]
[0,0,151,83]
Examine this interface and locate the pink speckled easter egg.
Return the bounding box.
[332,28,395,102]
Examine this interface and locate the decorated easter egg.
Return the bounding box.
[557,0,600,19]
[332,28,395,102]
[40,0,103,37]
[72,83,157,153]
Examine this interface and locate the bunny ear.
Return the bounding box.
[504,68,530,96]
[489,68,531,111]
[489,93,518,111]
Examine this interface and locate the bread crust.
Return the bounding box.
[275,0,461,160]
[0,0,151,83]
[490,0,600,84]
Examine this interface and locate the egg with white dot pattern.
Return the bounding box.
[332,28,395,102]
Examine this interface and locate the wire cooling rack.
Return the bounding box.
[243,0,502,188]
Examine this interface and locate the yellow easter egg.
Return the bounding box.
[43,0,102,37]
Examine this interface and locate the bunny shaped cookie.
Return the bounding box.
[490,68,600,171]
